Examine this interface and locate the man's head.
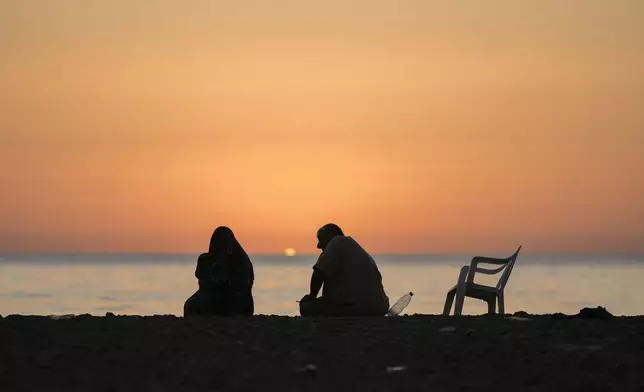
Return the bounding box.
[316,223,344,251]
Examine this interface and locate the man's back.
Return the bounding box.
[314,236,389,313]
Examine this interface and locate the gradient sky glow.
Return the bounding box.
[1,1,643,254]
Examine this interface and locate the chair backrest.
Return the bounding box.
[496,246,522,290]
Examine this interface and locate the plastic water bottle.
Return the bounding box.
[386,292,414,316]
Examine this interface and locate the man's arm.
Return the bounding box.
[307,240,340,299]
[309,269,324,298]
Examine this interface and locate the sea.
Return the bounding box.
[0,253,643,317]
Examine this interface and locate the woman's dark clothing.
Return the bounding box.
[184,227,254,316]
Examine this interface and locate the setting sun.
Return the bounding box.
[284,248,297,257]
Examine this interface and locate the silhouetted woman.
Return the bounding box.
[184,227,254,316]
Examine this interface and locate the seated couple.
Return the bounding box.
[184,224,390,317]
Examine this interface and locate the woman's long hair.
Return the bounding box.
[208,226,247,260]
[208,226,254,291]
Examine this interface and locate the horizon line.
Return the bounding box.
[1,251,643,257]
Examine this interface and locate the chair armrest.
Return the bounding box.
[473,264,507,275]
[467,258,507,281]
[472,256,508,265]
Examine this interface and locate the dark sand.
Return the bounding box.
[1,313,643,391]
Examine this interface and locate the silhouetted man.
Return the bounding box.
[300,224,389,317]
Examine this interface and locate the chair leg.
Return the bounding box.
[498,292,505,315]
[454,292,465,316]
[443,288,457,316]
[453,266,469,316]
[454,286,466,316]
[487,298,496,314]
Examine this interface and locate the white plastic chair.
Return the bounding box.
[443,246,522,316]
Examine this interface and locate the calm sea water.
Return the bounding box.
[0,253,643,316]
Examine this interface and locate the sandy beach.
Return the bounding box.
[1,312,642,391]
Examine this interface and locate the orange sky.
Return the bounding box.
[1,1,643,254]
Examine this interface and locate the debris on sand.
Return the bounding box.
[547,307,613,320]
[439,326,456,333]
[506,316,532,321]
[386,365,407,374]
[574,307,613,320]
[49,314,75,320]
[298,364,318,374]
